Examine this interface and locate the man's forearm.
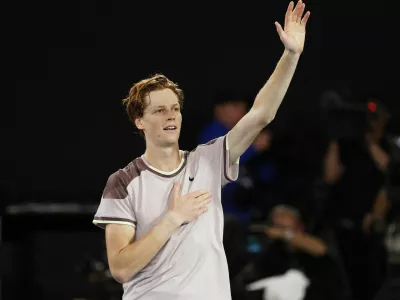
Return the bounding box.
[371,188,390,219]
[112,212,181,283]
[368,142,390,171]
[252,50,300,124]
[289,231,328,257]
[324,141,343,184]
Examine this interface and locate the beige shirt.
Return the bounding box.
[93,135,239,299]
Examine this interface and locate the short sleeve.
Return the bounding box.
[199,135,240,186]
[93,170,137,229]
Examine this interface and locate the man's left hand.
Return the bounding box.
[275,0,311,54]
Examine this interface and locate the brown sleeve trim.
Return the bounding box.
[102,161,143,199]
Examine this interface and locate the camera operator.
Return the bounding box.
[372,134,400,300]
[241,205,350,300]
[323,98,391,300]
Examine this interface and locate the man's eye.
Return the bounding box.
[156,109,163,113]
[175,107,180,111]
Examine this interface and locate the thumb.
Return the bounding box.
[173,181,182,199]
[275,22,285,38]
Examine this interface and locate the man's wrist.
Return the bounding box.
[164,211,184,229]
[283,49,301,61]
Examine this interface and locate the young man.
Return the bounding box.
[93,1,310,299]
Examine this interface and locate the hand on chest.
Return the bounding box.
[133,164,220,231]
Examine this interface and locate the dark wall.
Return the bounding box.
[9,0,398,203]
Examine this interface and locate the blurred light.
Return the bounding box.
[394,136,400,148]
[368,101,377,112]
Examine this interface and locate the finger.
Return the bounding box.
[195,203,210,211]
[301,11,311,26]
[285,1,294,28]
[198,206,208,215]
[173,181,181,199]
[285,1,294,26]
[297,3,305,23]
[196,193,212,204]
[196,195,211,206]
[292,0,302,22]
[188,189,209,199]
[275,22,285,39]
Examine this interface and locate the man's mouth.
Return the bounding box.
[163,126,177,131]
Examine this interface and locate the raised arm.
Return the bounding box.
[227,0,310,163]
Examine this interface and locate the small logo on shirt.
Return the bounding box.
[189,176,194,181]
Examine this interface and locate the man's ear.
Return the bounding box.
[135,118,144,130]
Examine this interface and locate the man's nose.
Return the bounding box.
[167,110,177,119]
[167,113,176,120]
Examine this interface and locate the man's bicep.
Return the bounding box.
[227,109,266,164]
[105,223,136,260]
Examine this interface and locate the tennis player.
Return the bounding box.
[93,1,310,299]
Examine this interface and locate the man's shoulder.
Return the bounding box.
[102,158,147,199]
[106,158,147,188]
[192,135,226,151]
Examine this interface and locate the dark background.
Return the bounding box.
[5,0,399,299]
[9,0,398,204]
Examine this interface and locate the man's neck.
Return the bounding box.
[143,143,182,173]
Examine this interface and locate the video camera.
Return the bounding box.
[319,89,388,140]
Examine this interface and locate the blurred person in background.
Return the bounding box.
[372,133,400,300]
[235,204,351,300]
[198,90,275,223]
[198,89,272,163]
[323,97,392,300]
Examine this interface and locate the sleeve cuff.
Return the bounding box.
[93,216,137,229]
[223,135,240,182]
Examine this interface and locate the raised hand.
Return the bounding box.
[275,0,311,54]
[168,182,211,225]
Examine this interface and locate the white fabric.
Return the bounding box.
[247,269,310,300]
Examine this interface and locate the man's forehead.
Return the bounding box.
[273,211,297,221]
[146,89,179,107]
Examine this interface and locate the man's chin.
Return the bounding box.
[160,136,179,147]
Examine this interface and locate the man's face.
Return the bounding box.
[272,211,300,232]
[215,101,247,129]
[135,89,182,147]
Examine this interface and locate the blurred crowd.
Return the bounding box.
[200,88,400,300]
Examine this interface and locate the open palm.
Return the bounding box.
[275,1,311,54]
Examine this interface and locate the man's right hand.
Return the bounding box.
[106,182,211,283]
[168,182,211,226]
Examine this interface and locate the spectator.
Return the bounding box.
[239,204,351,300]
[198,89,274,222]
[323,98,392,300]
